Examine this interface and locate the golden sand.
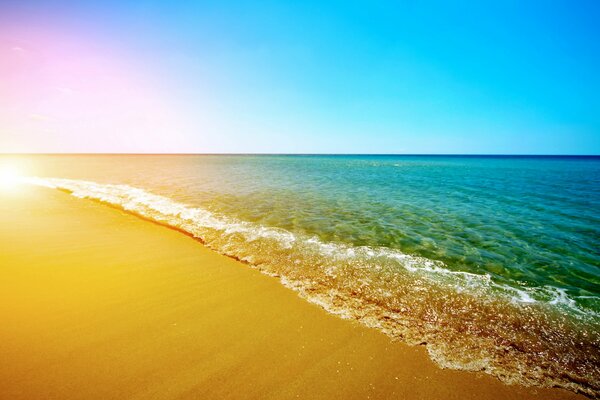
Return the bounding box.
[0,186,584,399]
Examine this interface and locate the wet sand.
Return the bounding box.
[0,186,585,399]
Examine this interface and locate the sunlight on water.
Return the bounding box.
[0,160,32,194]
[0,165,23,189]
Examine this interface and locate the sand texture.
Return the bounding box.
[0,186,585,399]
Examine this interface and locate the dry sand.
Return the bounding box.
[0,186,585,399]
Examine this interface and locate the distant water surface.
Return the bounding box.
[9,154,600,396]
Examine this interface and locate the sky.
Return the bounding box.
[0,0,598,154]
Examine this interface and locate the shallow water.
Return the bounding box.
[5,154,600,396]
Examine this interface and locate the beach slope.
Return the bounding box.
[0,187,584,399]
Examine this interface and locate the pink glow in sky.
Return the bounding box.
[0,20,188,153]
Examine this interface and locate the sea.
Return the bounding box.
[7,154,600,396]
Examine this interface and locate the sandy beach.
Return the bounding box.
[0,185,586,400]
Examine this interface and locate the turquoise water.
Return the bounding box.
[173,155,600,307]
[10,154,600,395]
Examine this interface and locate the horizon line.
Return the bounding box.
[1,153,599,157]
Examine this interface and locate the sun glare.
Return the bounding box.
[0,165,24,189]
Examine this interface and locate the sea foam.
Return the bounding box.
[24,176,600,397]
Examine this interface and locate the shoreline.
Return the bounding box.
[0,186,586,399]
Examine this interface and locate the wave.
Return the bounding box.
[24,176,600,397]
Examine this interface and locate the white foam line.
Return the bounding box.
[23,176,599,319]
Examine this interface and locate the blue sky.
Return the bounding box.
[1,0,599,153]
